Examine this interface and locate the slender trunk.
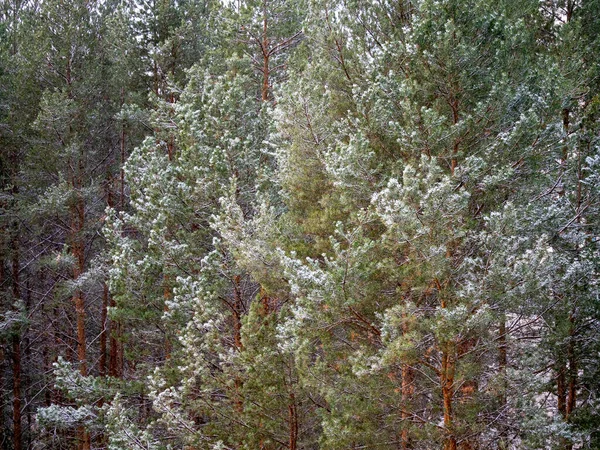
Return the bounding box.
[441,341,457,450]
[120,87,126,210]
[109,295,119,377]
[450,97,459,176]
[400,363,413,449]
[11,175,22,450]
[100,283,108,377]
[233,275,244,351]
[565,133,584,423]
[72,192,87,376]
[153,59,159,97]
[118,321,124,378]
[100,179,113,378]
[52,305,62,402]
[497,317,509,448]
[401,310,413,450]
[0,263,5,445]
[557,356,570,450]
[261,0,270,101]
[67,55,90,450]
[288,392,298,450]
[43,345,51,406]
[24,279,32,449]
[457,338,477,450]
[12,236,22,450]
[557,360,567,418]
[562,108,569,165]
[164,276,172,361]
[498,319,507,404]
[232,275,244,414]
[566,313,576,419]
[437,283,457,450]
[109,91,127,380]
[561,314,577,450]
[73,216,89,450]
[12,335,22,450]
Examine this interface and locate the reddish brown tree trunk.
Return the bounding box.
[288,392,298,450]
[566,314,576,419]
[108,295,119,377]
[72,194,87,376]
[400,309,414,450]
[441,341,457,450]
[498,319,507,403]
[107,95,127,380]
[68,56,89,449]
[232,276,244,415]
[233,275,244,351]
[400,363,413,450]
[11,192,22,450]
[12,335,22,450]
[261,0,270,101]
[436,284,457,450]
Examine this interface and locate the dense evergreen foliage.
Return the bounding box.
[0,0,599,449]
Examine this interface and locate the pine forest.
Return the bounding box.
[0,0,599,449]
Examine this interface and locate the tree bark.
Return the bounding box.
[100,283,108,377]
[232,275,244,415]
[261,0,270,101]
[566,313,576,419]
[288,392,298,450]
[72,190,87,377]
[441,341,457,450]
[498,319,507,404]
[557,360,567,418]
[164,276,172,361]
[401,309,414,450]
[233,275,244,351]
[11,181,22,450]
[12,334,22,450]
[109,295,119,377]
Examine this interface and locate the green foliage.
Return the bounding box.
[1,0,599,448]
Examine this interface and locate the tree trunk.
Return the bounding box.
[557,360,567,418]
[232,275,244,415]
[164,276,172,361]
[109,295,119,377]
[68,53,89,447]
[441,341,457,450]
[24,279,32,449]
[12,335,22,450]
[566,313,576,419]
[261,0,270,101]
[100,282,108,377]
[400,309,414,450]
[400,362,413,450]
[450,97,460,176]
[0,262,6,444]
[498,319,507,404]
[233,275,244,351]
[288,392,298,450]
[100,177,114,378]
[11,197,22,450]
[72,192,87,377]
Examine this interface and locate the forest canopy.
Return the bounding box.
[0,0,599,449]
